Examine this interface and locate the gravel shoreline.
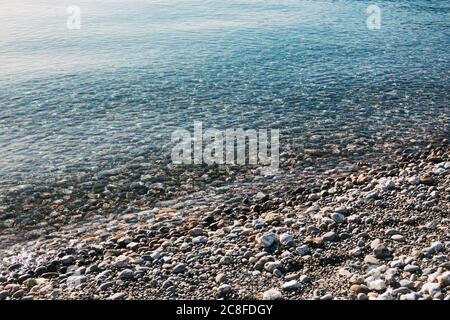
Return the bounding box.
[0,141,449,300]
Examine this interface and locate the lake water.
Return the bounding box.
[0,0,449,189]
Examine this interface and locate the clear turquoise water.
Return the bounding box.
[0,0,449,187]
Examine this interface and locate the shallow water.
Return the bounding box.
[0,0,449,188]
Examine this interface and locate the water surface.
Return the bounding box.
[0,0,449,188]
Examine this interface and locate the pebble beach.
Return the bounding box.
[0,141,449,300]
[1,0,449,301]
